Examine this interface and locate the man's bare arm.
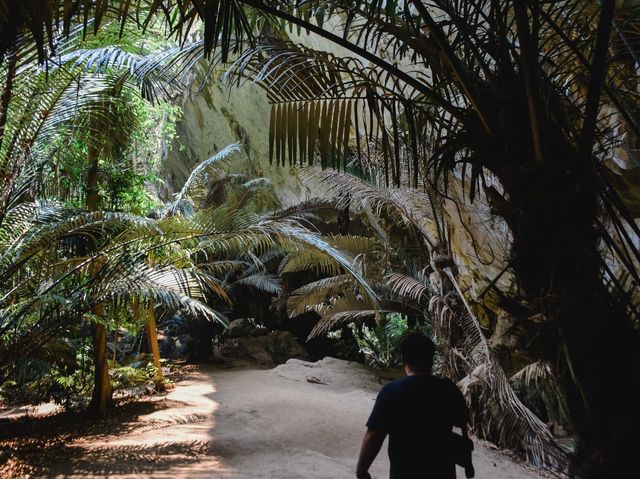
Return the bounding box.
[356,428,386,478]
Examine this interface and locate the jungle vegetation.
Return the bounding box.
[2,1,640,478]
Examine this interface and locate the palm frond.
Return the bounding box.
[232,272,282,295]
[56,44,198,102]
[434,268,569,470]
[384,272,430,302]
[279,249,344,276]
[302,168,443,249]
[170,143,244,214]
[309,309,393,339]
[267,197,337,221]
[287,274,352,317]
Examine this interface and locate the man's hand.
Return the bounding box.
[356,428,386,479]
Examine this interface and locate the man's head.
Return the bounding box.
[400,332,435,374]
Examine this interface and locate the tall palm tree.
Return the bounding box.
[293,167,569,469]
[226,5,640,476]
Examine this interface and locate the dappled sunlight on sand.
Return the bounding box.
[67,370,235,478]
[92,374,221,447]
[1,368,235,479]
[2,363,550,478]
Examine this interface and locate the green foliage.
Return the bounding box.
[53,368,93,405]
[43,75,181,214]
[0,345,167,409]
[109,362,156,391]
[99,166,158,215]
[0,336,91,408]
[0,140,379,412]
[78,18,175,55]
[0,360,59,406]
[0,27,208,411]
[354,313,429,369]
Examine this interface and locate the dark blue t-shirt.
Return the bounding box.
[366,374,468,479]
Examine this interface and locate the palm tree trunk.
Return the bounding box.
[145,300,165,392]
[509,4,639,473]
[499,160,640,477]
[86,145,114,416]
[89,307,113,416]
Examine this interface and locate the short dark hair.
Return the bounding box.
[400,332,435,371]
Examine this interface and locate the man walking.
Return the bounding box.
[356,332,472,478]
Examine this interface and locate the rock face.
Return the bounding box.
[220,330,309,365]
[162,66,310,206]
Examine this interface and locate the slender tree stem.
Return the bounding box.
[86,143,114,416]
[145,299,165,392]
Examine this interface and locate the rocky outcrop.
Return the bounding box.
[225,318,257,338]
[271,357,384,392]
[219,330,308,365]
[162,65,310,206]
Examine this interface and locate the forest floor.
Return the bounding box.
[1,358,552,478]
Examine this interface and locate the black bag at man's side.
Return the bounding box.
[450,432,475,478]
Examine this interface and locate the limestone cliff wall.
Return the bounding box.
[160,16,371,206]
[161,66,311,206]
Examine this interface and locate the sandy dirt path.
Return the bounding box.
[42,358,549,479]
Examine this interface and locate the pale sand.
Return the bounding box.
[50,357,550,479]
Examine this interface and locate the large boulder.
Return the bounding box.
[271,357,384,393]
[221,330,308,365]
[226,318,256,338]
